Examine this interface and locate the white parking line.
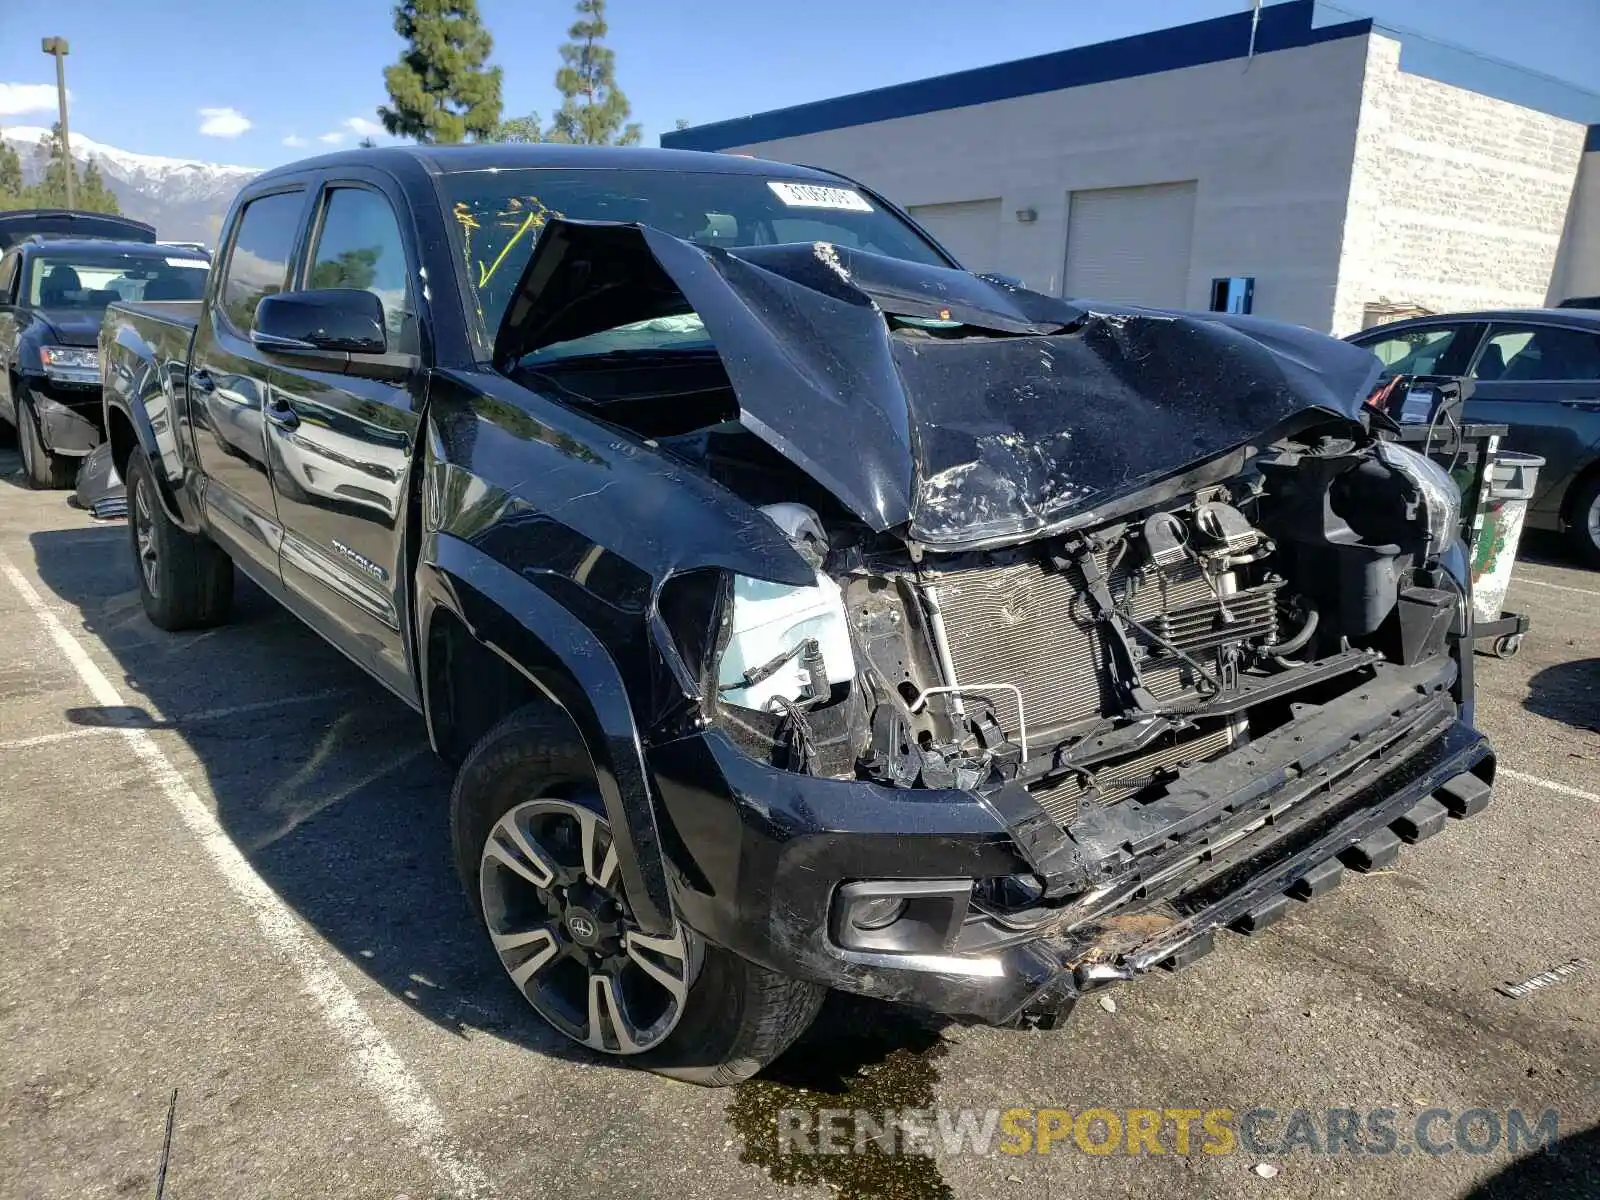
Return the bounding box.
[0,689,357,753]
[0,554,488,1198]
[1515,578,1598,597]
[1501,768,1600,804]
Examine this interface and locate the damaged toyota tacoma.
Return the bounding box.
[101,146,1494,1085]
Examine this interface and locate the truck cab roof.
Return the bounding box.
[251,142,854,185]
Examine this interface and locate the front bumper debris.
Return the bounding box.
[648,662,1491,1028]
[32,383,104,456]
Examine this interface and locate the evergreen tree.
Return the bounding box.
[492,113,544,144]
[32,123,82,208]
[379,0,503,144]
[79,158,121,214]
[0,137,25,210]
[547,0,641,146]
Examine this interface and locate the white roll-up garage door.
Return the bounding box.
[1063,181,1197,308]
[907,198,1002,272]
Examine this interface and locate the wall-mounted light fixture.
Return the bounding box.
[1015,207,1038,223]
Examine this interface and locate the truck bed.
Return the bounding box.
[107,299,202,330]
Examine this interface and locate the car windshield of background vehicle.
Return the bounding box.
[26,252,209,308]
[442,168,951,356]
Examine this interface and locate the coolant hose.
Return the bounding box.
[1269,607,1319,666]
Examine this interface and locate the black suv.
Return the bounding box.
[0,210,209,487]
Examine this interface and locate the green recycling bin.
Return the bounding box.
[1470,451,1544,636]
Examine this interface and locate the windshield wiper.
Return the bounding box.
[517,345,717,372]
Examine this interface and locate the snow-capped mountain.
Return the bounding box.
[2,126,259,246]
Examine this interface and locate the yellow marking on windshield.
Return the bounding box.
[478,211,541,288]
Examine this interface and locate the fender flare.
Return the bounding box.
[418,533,674,936]
[104,394,193,529]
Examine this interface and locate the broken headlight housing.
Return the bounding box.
[1377,441,1461,560]
[715,571,856,712]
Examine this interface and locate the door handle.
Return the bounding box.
[191,368,215,393]
[264,398,300,431]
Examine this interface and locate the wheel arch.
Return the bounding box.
[417,533,674,936]
[105,396,192,529]
[1558,454,1600,528]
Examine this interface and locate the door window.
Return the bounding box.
[1361,325,1466,376]
[1472,324,1600,382]
[219,190,305,334]
[307,187,417,354]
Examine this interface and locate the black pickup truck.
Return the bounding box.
[101,145,1495,1085]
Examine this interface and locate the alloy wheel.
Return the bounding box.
[133,477,160,599]
[478,795,694,1055]
[1587,489,1600,556]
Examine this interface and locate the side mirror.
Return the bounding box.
[252,288,387,356]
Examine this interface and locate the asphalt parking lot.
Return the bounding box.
[1,444,1596,1200]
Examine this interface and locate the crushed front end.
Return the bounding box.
[498,226,1494,1025]
[647,421,1492,1027]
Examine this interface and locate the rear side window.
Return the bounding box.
[220,191,304,333]
[307,186,417,353]
[1472,324,1600,382]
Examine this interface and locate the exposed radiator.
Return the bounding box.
[928,554,1278,736]
[1029,724,1239,826]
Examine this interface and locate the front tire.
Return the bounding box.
[126,447,234,630]
[16,388,76,489]
[451,705,825,1085]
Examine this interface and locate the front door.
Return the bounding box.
[264,178,426,701]
[190,185,311,580]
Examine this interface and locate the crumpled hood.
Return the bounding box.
[34,309,105,348]
[495,220,1380,548]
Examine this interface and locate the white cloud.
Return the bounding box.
[0,82,65,117]
[198,106,252,137]
[282,133,307,148]
[344,116,383,138]
[317,131,346,146]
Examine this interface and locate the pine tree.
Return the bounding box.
[492,113,543,144]
[378,0,503,144]
[78,159,120,214]
[547,0,641,146]
[0,136,25,210]
[31,123,83,208]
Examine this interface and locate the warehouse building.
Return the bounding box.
[663,0,1600,335]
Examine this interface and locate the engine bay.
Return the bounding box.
[702,421,1464,849]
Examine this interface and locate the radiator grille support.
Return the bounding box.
[928,554,1278,737]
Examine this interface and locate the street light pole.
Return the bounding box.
[40,37,74,210]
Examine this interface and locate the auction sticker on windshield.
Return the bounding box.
[767,181,874,212]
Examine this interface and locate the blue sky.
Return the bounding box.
[0,0,1595,167]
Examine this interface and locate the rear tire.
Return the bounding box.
[451,704,825,1086]
[126,447,234,630]
[1566,472,1600,569]
[16,388,76,489]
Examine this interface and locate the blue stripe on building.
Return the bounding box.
[661,0,1371,152]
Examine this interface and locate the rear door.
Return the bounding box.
[190,183,313,581]
[263,172,426,702]
[1463,321,1600,522]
